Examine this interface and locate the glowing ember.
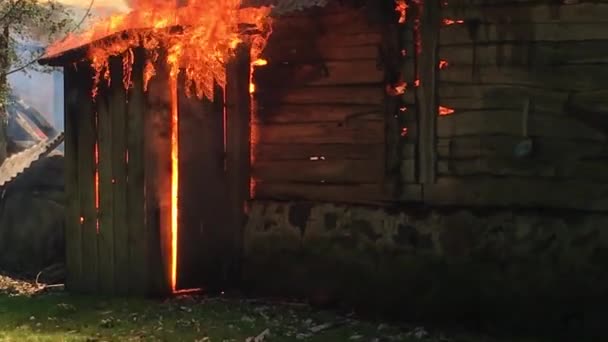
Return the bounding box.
[439,106,455,116]
[395,0,407,24]
[443,18,464,25]
[251,58,267,66]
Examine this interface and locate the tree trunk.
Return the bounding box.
[0,25,9,165]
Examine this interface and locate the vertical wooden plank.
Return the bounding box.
[109,56,130,295]
[417,0,440,184]
[176,73,211,289]
[127,48,148,296]
[225,44,251,286]
[144,51,172,295]
[63,64,83,292]
[96,66,115,295]
[77,62,99,293]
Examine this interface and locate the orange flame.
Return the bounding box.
[169,74,178,293]
[395,0,408,24]
[443,18,464,25]
[439,106,455,116]
[46,1,273,102]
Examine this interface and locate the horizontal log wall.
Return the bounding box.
[252,5,391,204]
[431,0,608,211]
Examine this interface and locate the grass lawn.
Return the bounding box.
[0,291,546,342]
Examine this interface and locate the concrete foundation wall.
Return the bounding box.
[243,201,608,337]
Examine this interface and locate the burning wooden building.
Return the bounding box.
[42,0,608,335]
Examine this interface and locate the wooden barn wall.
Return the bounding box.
[251,5,398,204]
[428,0,608,211]
[63,51,169,296]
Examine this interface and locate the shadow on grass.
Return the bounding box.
[0,293,549,342]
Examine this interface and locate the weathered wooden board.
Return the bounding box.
[256,121,384,144]
[256,86,384,106]
[439,22,608,45]
[256,104,382,124]
[256,143,383,161]
[437,135,608,162]
[438,84,569,113]
[126,48,148,295]
[437,157,558,178]
[439,64,608,91]
[437,110,607,141]
[143,55,172,295]
[262,43,379,63]
[254,60,383,87]
[253,159,382,183]
[109,57,129,295]
[439,41,608,66]
[255,182,389,204]
[76,63,98,294]
[442,2,608,23]
[225,44,251,286]
[417,0,441,184]
[424,176,608,212]
[177,78,225,289]
[63,64,83,292]
[268,8,380,35]
[96,72,115,295]
[437,157,608,183]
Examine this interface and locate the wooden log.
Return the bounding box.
[439,64,608,91]
[109,56,129,295]
[96,70,115,295]
[268,8,381,35]
[256,85,384,106]
[256,104,382,124]
[439,41,608,66]
[437,135,608,162]
[437,110,607,141]
[438,84,569,113]
[75,63,98,294]
[261,43,379,63]
[424,176,608,212]
[439,23,608,45]
[253,60,383,87]
[126,48,148,295]
[417,0,441,184]
[437,157,558,178]
[253,159,382,183]
[63,64,83,292]
[561,160,608,183]
[255,143,383,161]
[442,2,608,23]
[255,181,389,204]
[256,121,384,145]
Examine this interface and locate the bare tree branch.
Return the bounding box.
[1,0,95,77]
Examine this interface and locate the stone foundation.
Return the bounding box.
[242,201,608,337]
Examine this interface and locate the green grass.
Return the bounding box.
[0,293,542,342]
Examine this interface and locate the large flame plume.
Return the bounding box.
[47,0,272,100]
